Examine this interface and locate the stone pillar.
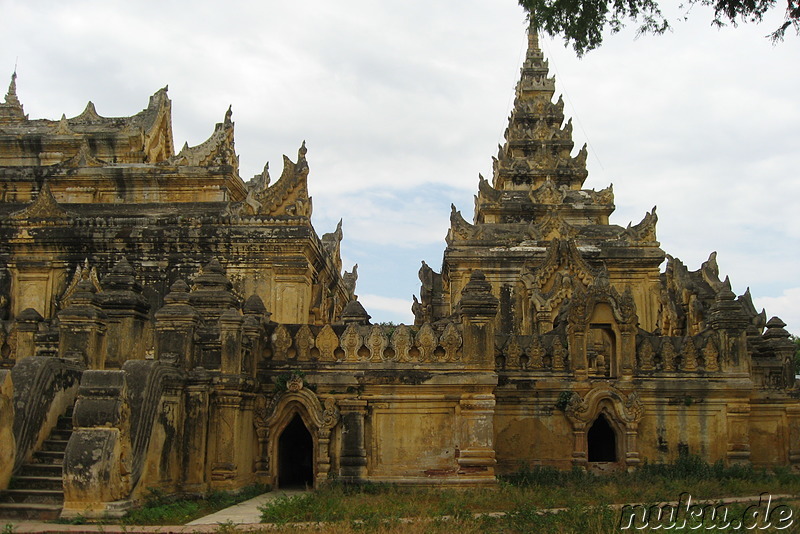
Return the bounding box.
[761,317,797,388]
[188,258,239,323]
[210,388,244,488]
[219,309,243,375]
[457,394,496,480]
[570,331,589,381]
[338,399,368,482]
[708,282,750,374]
[181,368,212,494]
[99,258,150,368]
[62,370,132,518]
[14,307,43,361]
[189,259,240,370]
[58,279,107,369]
[154,280,199,370]
[535,309,552,335]
[726,403,751,465]
[619,327,636,381]
[623,425,641,470]
[458,271,499,368]
[787,405,800,470]
[242,295,270,377]
[0,370,15,490]
[571,427,588,469]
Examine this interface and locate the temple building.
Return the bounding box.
[0,24,797,520]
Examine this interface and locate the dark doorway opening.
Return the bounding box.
[587,413,617,462]
[278,413,314,488]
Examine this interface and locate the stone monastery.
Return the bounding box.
[0,24,797,519]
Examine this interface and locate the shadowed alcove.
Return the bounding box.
[587,413,617,462]
[278,413,314,488]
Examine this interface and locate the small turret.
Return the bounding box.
[0,71,27,122]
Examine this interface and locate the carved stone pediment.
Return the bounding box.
[523,239,596,295]
[10,183,74,220]
[169,107,237,171]
[61,259,103,306]
[477,174,501,205]
[564,386,643,428]
[566,281,637,332]
[63,139,107,168]
[446,205,476,244]
[623,207,658,244]
[591,185,614,206]
[528,212,578,241]
[73,101,103,123]
[529,179,565,205]
[234,142,311,218]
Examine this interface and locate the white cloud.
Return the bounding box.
[1,1,797,324]
[754,288,800,336]
[357,294,414,325]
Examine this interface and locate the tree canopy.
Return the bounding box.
[518,0,799,54]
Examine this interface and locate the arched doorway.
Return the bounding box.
[278,413,314,488]
[587,413,617,462]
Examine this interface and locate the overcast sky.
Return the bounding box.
[2,1,798,333]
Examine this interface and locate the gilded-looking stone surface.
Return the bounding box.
[0,21,798,521]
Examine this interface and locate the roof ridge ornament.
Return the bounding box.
[74,101,103,123]
[5,71,20,106]
[0,71,27,121]
[55,114,74,135]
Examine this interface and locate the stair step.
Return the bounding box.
[49,428,72,441]
[0,489,64,504]
[0,502,62,520]
[9,476,62,491]
[32,450,64,464]
[19,463,62,477]
[40,439,69,452]
[56,417,73,431]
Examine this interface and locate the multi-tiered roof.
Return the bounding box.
[420,23,665,332]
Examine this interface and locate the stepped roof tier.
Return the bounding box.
[417,23,666,334]
[0,79,354,325]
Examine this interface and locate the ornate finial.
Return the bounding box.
[527,17,541,54]
[224,105,233,125]
[298,140,307,159]
[3,70,24,113]
[7,71,17,97]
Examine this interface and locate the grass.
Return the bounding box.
[120,483,269,525]
[257,457,800,533]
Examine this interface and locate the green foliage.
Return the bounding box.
[500,463,591,487]
[792,335,800,374]
[518,0,799,55]
[123,484,269,526]
[274,370,305,393]
[506,503,618,533]
[2,524,15,534]
[212,520,239,534]
[555,390,574,411]
[253,465,800,531]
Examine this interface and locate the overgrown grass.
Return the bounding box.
[258,457,800,533]
[121,483,269,525]
[498,455,800,508]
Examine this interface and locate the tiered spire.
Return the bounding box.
[492,22,587,192]
[0,71,26,122]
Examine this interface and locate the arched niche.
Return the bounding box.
[564,385,643,471]
[586,303,620,378]
[566,283,638,381]
[255,384,339,489]
[516,240,598,336]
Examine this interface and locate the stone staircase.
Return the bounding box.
[0,408,72,520]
